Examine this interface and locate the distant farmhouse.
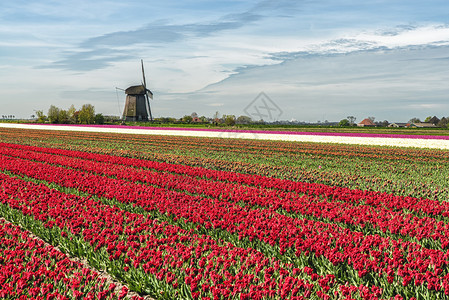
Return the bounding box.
[408,122,437,128]
[388,122,408,128]
[357,118,376,127]
[389,122,437,128]
[359,115,445,128]
[428,116,440,125]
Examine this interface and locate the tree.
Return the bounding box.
[347,116,356,126]
[223,115,236,126]
[78,104,95,124]
[47,105,60,123]
[339,119,350,126]
[73,111,80,124]
[424,116,432,123]
[438,117,448,128]
[94,113,105,124]
[191,112,198,119]
[409,117,421,123]
[368,116,375,122]
[58,109,69,124]
[236,115,252,125]
[35,110,47,123]
[67,104,77,124]
[182,115,193,123]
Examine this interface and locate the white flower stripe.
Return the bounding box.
[2,123,449,149]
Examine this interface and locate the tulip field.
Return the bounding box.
[1,127,449,299]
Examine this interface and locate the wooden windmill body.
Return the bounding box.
[122,60,154,122]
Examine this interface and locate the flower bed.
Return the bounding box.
[0,219,136,299]
[1,138,449,298]
[0,129,449,299]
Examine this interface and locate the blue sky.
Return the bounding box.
[1,0,448,122]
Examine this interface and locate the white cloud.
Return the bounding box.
[354,24,449,48]
[409,103,444,109]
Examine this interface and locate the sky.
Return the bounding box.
[1,0,448,123]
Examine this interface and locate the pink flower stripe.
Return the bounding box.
[1,149,449,296]
[0,219,134,300]
[0,172,367,299]
[1,143,448,249]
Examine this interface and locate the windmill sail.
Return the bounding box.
[141,59,153,121]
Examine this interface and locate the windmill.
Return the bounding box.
[121,59,154,122]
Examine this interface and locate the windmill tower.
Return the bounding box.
[122,60,154,121]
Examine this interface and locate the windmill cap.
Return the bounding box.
[125,85,146,95]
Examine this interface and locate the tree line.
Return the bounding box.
[338,115,449,128]
[35,104,104,124]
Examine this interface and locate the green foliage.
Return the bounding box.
[347,116,356,126]
[47,105,60,124]
[157,117,178,123]
[438,117,448,128]
[35,110,47,123]
[58,109,70,124]
[339,119,350,126]
[43,104,98,124]
[94,113,105,125]
[223,114,236,126]
[78,104,95,124]
[67,104,77,123]
[181,115,193,123]
[236,115,252,125]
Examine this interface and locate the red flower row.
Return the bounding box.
[0,172,374,299]
[2,142,446,219]
[0,219,133,299]
[0,146,448,296]
[1,143,448,248]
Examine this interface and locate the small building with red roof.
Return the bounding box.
[357,118,376,127]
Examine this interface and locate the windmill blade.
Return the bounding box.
[144,92,153,121]
[140,80,153,98]
[141,59,153,121]
[147,89,153,99]
[115,87,123,117]
[141,59,147,89]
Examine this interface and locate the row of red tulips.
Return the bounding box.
[3,129,445,204]
[1,142,447,221]
[1,143,449,249]
[0,218,133,299]
[1,148,448,297]
[0,172,376,299]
